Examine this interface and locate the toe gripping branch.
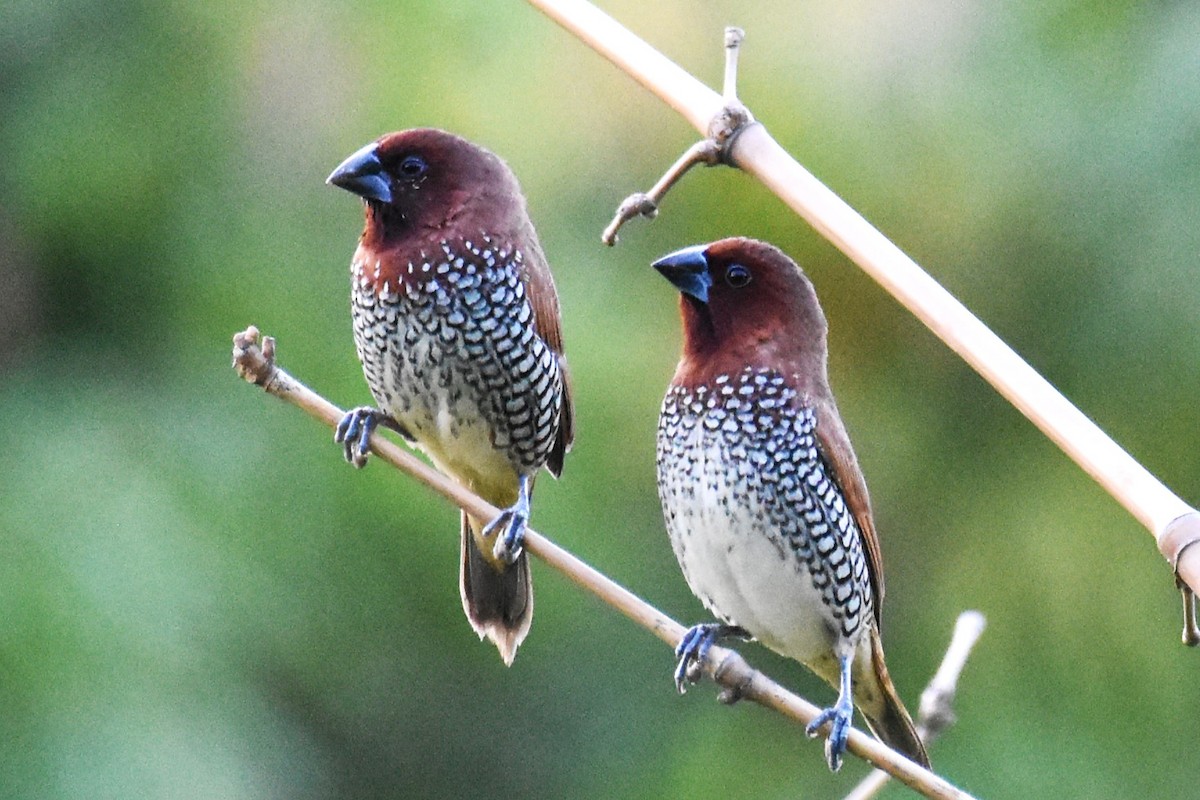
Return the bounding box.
[482,474,532,564]
[602,27,759,246]
[1161,512,1200,646]
[673,623,750,694]
[335,407,388,468]
[334,408,411,469]
[805,653,855,772]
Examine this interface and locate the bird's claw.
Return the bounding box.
[335,406,385,468]
[674,625,710,693]
[482,506,528,564]
[673,623,748,694]
[805,699,854,772]
[481,475,532,564]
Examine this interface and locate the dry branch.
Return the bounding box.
[843,611,987,800]
[523,0,1200,640]
[232,325,975,799]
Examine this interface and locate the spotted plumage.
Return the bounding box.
[658,366,873,652]
[328,129,572,665]
[653,238,928,771]
[349,236,563,481]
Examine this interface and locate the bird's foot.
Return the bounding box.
[335,406,389,468]
[482,475,532,564]
[673,623,749,694]
[482,505,528,564]
[806,690,854,772]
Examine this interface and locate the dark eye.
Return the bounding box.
[398,155,428,178]
[725,264,751,288]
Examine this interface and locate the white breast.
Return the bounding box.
[664,433,840,667]
[656,369,871,674]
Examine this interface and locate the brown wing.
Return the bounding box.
[812,395,885,628]
[521,236,574,477]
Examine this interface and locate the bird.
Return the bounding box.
[652,237,929,771]
[325,128,573,665]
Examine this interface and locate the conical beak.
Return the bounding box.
[653,244,712,304]
[327,141,392,203]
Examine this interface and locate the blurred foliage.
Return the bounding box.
[1,0,1198,797]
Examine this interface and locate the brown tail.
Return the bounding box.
[861,628,931,769]
[459,511,533,666]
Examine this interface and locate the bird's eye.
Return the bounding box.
[725,264,752,288]
[398,155,428,178]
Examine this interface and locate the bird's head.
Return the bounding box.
[327,128,524,242]
[653,238,829,385]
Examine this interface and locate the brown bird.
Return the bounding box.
[653,238,928,770]
[326,129,573,665]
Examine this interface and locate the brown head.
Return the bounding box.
[327,128,532,248]
[653,238,830,391]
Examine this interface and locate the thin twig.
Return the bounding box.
[916,611,988,740]
[601,25,752,246]
[722,27,744,101]
[843,612,987,800]
[232,326,976,800]
[523,0,1200,637]
[1178,570,1199,646]
[601,140,719,245]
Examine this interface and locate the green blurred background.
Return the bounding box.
[2,1,1198,797]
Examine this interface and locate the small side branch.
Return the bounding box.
[231,326,976,800]
[601,140,720,245]
[843,611,988,800]
[1181,578,1199,647]
[601,26,754,245]
[917,610,988,740]
[1162,513,1200,645]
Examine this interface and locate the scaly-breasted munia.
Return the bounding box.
[326,129,573,665]
[653,238,928,771]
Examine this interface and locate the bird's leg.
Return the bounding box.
[805,653,855,772]
[484,474,531,564]
[334,406,391,468]
[673,622,750,694]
